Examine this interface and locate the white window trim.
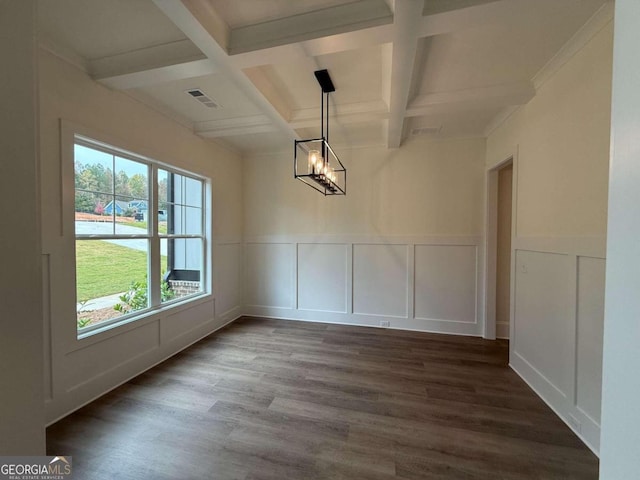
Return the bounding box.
[72,134,210,338]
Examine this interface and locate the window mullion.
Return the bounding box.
[149,165,161,307]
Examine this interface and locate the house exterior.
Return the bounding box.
[127,199,147,213]
[102,200,128,216]
[102,199,147,216]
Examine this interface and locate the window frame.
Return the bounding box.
[73,134,209,337]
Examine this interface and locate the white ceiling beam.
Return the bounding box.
[407,36,432,106]
[98,58,217,90]
[101,0,515,92]
[199,124,278,138]
[418,0,550,38]
[182,0,231,51]
[228,0,524,71]
[380,43,392,110]
[92,0,538,92]
[229,23,394,70]
[422,0,500,17]
[227,0,392,55]
[386,0,424,148]
[90,39,205,80]
[405,81,535,117]
[289,100,389,129]
[195,115,278,138]
[152,0,299,142]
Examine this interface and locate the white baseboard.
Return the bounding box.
[242,306,482,337]
[510,351,600,456]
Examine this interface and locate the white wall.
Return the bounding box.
[39,49,243,423]
[0,0,45,454]
[243,137,486,335]
[486,20,613,453]
[600,0,640,476]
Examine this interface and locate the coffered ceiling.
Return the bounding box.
[38,0,612,154]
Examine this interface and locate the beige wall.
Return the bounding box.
[39,49,243,422]
[0,0,45,454]
[245,136,486,237]
[487,23,612,238]
[486,21,613,453]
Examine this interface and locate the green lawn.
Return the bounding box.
[76,240,166,302]
[115,220,168,234]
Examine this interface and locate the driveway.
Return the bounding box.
[75,221,168,255]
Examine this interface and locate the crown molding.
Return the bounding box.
[533,1,614,90]
[483,105,521,138]
[38,35,89,73]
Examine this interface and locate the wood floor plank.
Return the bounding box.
[47,317,598,479]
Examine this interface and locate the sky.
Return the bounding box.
[75,144,149,178]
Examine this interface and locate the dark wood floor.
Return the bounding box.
[47,317,598,479]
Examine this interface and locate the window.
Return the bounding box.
[74,137,207,334]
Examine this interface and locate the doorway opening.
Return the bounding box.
[484,157,515,340]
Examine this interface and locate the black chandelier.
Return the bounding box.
[294,69,346,196]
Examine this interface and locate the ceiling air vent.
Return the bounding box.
[411,126,442,136]
[185,88,219,108]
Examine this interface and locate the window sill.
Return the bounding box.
[74,292,214,348]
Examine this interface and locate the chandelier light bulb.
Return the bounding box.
[308,150,319,173]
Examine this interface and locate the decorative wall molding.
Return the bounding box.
[514,235,606,259]
[511,243,605,455]
[243,235,484,337]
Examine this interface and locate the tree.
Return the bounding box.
[115,170,130,196]
[75,191,94,213]
[86,163,113,193]
[158,177,168,203]
[77,167,98,192]
[94,201,104,215]
[129,173,147,199]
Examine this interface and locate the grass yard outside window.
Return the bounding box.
[76,240,149,302]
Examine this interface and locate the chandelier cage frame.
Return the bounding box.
[294,69,347,196]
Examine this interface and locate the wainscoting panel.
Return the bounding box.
[414,245,477,323]
[297,243,347,313]
[576,256,605,425]
[215,242,242,317]
[64,321,160,391]
[513,250,573,398]
[509,237,606,454]
[353,244,408,318]
[244,235,482,335]
[245,242,293,309]
[160,299,215,344]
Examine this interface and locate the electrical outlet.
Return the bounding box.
[567,414,582,433]
[520,263,528,273]
[380,320,390,327]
